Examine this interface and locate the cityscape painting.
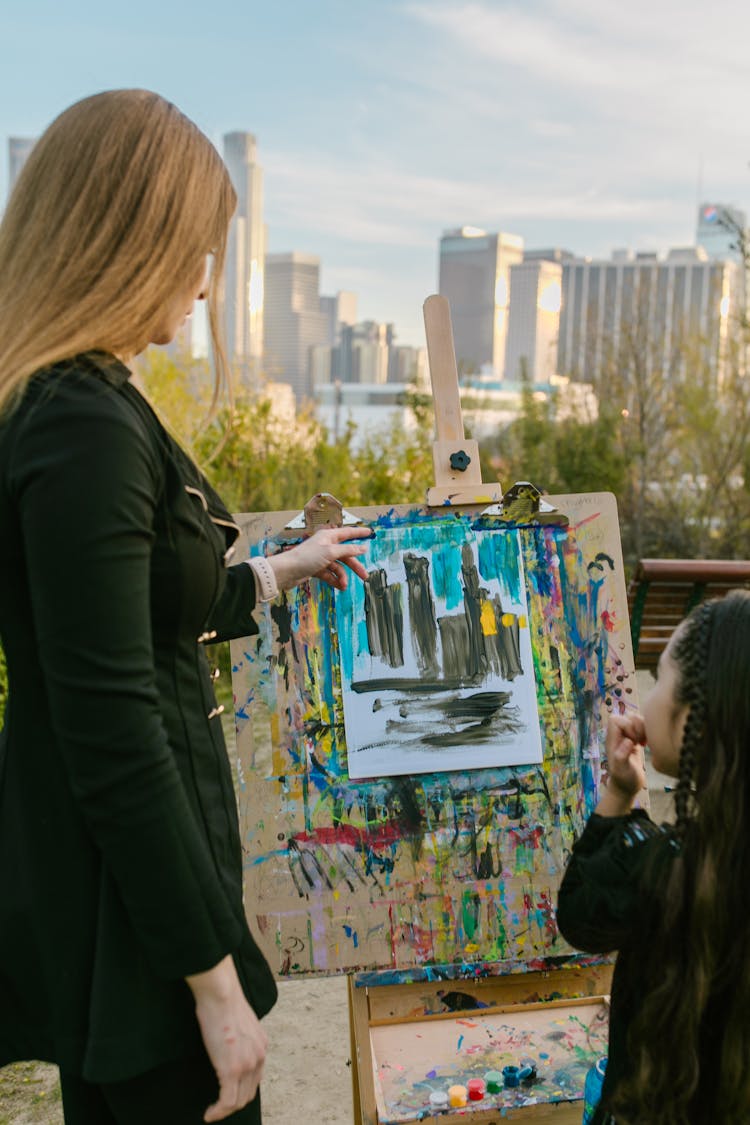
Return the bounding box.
[334,520,542,779]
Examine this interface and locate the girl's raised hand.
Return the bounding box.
[597,713,648,816]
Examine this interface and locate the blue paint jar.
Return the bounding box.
[582,1056,607,1124]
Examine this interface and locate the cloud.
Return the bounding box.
[404,0,750,160]
[265,147,683,249]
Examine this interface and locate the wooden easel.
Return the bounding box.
[228,296,636,1125]
[343,297,612,1124]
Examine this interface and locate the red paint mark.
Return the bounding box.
[601,610,616,632]
[537,891,558,944]
[508,825,544,850]
[570,512,601,531]
[294,823,406,849]
[456,1019,478,1028]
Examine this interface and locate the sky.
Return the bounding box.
[2,0,750,348]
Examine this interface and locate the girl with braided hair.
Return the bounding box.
[557,589,750,1125]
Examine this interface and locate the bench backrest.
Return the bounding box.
[627,559,750,672]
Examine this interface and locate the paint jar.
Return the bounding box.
[485,1069,503,1093]
[582,1057,607,1124]
[429,1090,449,1111]
[448,1084,468,1107]
[502,1065,521,1088]
[467,1077,485,1101]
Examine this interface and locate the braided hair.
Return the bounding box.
[614,590,750,1124]
[671,602,712,844]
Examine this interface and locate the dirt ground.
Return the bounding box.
[0,975,352,1125]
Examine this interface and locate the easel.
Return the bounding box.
[344,297,612,1123]
[229,296,636,1124]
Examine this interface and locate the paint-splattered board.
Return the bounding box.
[230,493,637,978]
[369,996,609,1122]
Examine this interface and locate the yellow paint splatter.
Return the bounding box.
[464,942,479,954]
[518,614,527,628]
[480,601,497,636]
[501,613,516,627]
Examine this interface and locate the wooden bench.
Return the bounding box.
[628,559,750,672]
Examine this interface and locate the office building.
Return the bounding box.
[332,321,393,384]
[264,252,328,399]
[504,258,563,382]
[7,137,36,196]
[222,132,265,380]
[438,227,524,376]
[558,247,739,382]
[320,291,358,347]
[388,344,427,386]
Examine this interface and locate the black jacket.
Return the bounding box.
[557,811,722,1123]
[0,353,277,1082]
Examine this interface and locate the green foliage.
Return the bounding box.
[483,384,627,503]
[137,338,750,578]
[139,352,436,513]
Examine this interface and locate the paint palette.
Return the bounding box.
[370,998,609,1122]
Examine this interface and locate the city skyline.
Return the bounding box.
[3,0,750,348]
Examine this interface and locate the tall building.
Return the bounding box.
[263,252,328,399]
[696,202,747,262]
[558,247,739,382]
[7,137,36,196]
[333,321,393,384]
[504,258,563,382]
[222,132,265,381]
[320,291,358,347]
[388,344,427,386]
[438,227,524,376]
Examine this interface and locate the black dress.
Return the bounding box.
[557,810,723,1122]
[0,352,277,1083]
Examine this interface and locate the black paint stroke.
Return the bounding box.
[364,690,524,750]
[364,568,404,668]
[403,553,439,676]
[460,542,486,679]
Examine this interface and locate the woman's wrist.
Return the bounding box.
[264,551,299,593]
[185,954,237,1003]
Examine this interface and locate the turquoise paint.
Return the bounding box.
[431,544,464,610]
[336,583,354,683]
[477,530,522,600]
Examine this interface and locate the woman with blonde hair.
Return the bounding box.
[0,89,370,1124]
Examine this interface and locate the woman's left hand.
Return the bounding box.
[268,526,373,592]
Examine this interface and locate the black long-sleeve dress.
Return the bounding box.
[0,352,277,1082]
[557,809,724,1123]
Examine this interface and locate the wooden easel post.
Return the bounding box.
[422,294,502,507]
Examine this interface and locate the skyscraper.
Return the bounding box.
[222,132,265,381]
[557,247,739,382]
[320,291,358,347]
[264,253,328,399]
[504,258,563,383]
[7,137,36,197]
[438,227,524,376]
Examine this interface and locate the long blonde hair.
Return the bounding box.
[0,89,236,414]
